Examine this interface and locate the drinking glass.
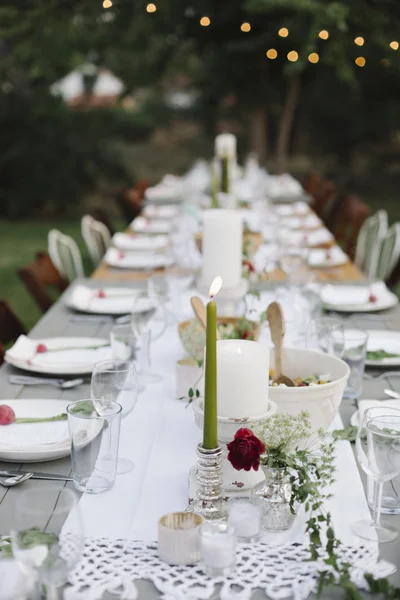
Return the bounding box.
[67,399,122,492]
[11,486,83,599]
[110,323,138,361]
[354,414,400,542]
[342,329,369,399]
[363,406,400,515]
[131,288,166,341]
[307,317,344,357]
[91,360,139,473]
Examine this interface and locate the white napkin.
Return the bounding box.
[142,205,178,219]
[130,217,172,234]
[105,247,174,270]
[321,282,388,307]
[358,399,400,423]
[266,174,303,198]
[308,246,348,267]
[112,233,168,252]
[0,558,34,600]
[305,228,334,246]
[69,284,138,313]
[0,420,69,447]
[275,201,309,217]
[283,215,321,230]
[6,336,111,367]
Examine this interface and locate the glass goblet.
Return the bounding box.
[354,414,400,542]
[306,317,345,358]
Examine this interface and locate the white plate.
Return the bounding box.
[366,330,400,366]
[112,233,169,252]
[105,248,175,270]
[5,336,111,375]
[130,217,172,234]
[350,398,400,427]
[142,205,178,219]
[308,246,348,268]
[66,284,139,315]
[321,283,399,313]
[350,410,360,427]
[0,399,70,462]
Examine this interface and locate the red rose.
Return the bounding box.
[227,428,266,472]
[242,260,255,273]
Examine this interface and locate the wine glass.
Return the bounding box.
[131,288,167,341]
[354,414,400,542]
[91,359,139,474]
[11,486,83,600]
[306,317,345,357]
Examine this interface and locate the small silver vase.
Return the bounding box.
[251,466,295,531]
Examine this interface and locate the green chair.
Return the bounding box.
[375,223,400,282]
[354,210,388,278]
[48,229,84,283]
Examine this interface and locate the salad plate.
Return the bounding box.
[67,284,140,315]
[321,282,398,313]
[5,336,111,375]
[105,247,175,270]
[365,330,400,367]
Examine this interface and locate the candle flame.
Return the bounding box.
[209,276,222,298]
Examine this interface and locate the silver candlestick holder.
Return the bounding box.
[187,444,228,521]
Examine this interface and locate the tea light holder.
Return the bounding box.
[200,521,236,578]
[158,512,204,565]
[187,444,228,521]
[228,497,262,542]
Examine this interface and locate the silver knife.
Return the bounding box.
[0,470,73,481]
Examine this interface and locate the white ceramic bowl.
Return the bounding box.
[192,397,277,443]
[269,348,350,431]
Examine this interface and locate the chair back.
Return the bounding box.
[354,210,388,278]
[81,215,111,267]
[375,223,400,281]
[0,300,26,365]
[48,229,84,282]
[310,179,335,217]
[116,187,142,223]
[333,194,369,260]
[303,172,320,197]
[90,208,115,236]
[18,252,68,313]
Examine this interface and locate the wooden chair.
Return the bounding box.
[116,187,143,224]
[0,300,26,365]
[81,215,111,267]
[333,194,370,260]
[18,252,69,313]
[309,179,335,218]
[303,172,320,197]
[48,229,85,282]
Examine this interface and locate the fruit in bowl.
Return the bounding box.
[178,317,260,365]
[268,348,350,431]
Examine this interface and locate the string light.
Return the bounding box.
[278,28,289,38]
[354,37,364,46]
[390,41,399,50]
[103,0,112,7]
[319,30,329,40]
[200,16,210,26]
[241,22,251,32]
[287,50,298,62]
[308,52,319,64]
[266,48,278,59]
[146,3,156,12]
[355,56,366,67]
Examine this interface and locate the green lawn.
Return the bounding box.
[0,220,96,331]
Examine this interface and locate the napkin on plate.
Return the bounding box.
[69,284,138,313]
[105,247,174,270]
[142,205,178,219]
[6,336,111,368]
[130,217,172,234]
[358,399,400,423]
[0,420,69,448]
[321,281,388,307]
[308,246,348,267]
[112,232,168,252]
[305,228,334,246]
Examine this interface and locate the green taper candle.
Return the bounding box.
[221,155,229,193]
[203,276,222,449]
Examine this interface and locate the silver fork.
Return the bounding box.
[0,473,33,487]
[9,375,85,389]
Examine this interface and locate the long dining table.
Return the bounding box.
[1,210,400,598]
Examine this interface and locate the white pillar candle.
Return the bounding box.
[200,524,236,571]
[201,209,243,290]
[215,134,237,160]
[228,499,262,539]
[216,339,269,417]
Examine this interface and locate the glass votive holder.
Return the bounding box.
[228,497,262,542]
[158,512,204,565]
[200,521,236,578]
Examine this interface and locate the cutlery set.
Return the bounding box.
[9,375,87,389]
[0,471,72,487]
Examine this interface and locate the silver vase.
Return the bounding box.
[187,444,228,521]
[251,466,295,531]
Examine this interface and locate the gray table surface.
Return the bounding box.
[1,279,400,599]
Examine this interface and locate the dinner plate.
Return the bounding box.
[0,399,70,462]
[365,330,400,367]
[5,336,111,375]
[112,233,169,252]
[350,398,400,427]
[130,217,172,235]
[67,284,140,315]
[321,283,399,313]
[308,246,348,268]
[105,248,175,270]
[142,205,178,219]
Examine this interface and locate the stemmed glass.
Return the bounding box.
[11,486,83,600]
[306,317,345,357]
[354,414,400,542]
[91,359,139,474]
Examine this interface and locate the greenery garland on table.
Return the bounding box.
[226,410,400,599]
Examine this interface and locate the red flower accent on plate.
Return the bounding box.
[97,290,106,299]
[119,251,125,260]
[0,405,15,425]
[36,343,48,353]
[325,250,332,261]
[369,293,377,303]
[242,260,255,273]
[227,428,266,472]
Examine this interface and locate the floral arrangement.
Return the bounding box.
[226,411,400,599]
